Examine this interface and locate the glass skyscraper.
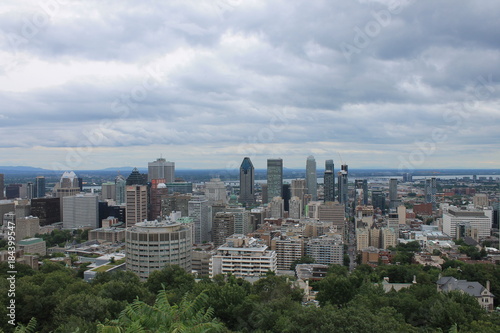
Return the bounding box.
[266,158,283,202]
[239,157,255,206]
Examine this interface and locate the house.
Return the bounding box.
[436,276,495,311]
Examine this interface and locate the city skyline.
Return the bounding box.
[0,1,499,171]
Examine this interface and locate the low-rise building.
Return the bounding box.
[209,234,277,279]
[436,276,495,311]
[17,238,46,256]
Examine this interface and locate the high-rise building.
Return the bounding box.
[271,236,304,270]
[16,216,40,241]
[225,206,251,235]
[35,176,46,198]
[337,164,348,207]
[324,170,335,202]
[269,196,284,219]
[101,182,116,201]
[6,184,22,199]
[239,157,255,207]
[126,185,148,228]
[149,179,169,220]
[282,183,291,212]
[30,198,60,225]
[0,173,4,199]
[288,196,302,219]
[306,155,318,201]
[354,179,368,206]
[371,190,386,214]
[389,178,398,209]
[425,177,437,210]
[306,235,343,265]
[188,196,212,244]
[205,178,227,204]
[442,206,491,240]
[115,174,126,205]
[148,157,175,183]
[212,212,235,247]
[266,158,283,202]
[126,168,147,186]
[291,179,307,201]
[63,194,99,229]
[125,219,192,281]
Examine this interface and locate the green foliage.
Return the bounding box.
[290,255,315,270]
[97,290,226,333]
[145,265,195,304]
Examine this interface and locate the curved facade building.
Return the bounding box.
[125,220,192,280]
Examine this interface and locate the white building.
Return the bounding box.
[271,236,304,270]
[62,194,99,229]
[442,206,492,240]
[188,196,212,244]
[210,234,277,278]
[306,235,343,265]
[125,219,192,281]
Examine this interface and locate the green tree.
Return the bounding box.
[97,291,225,332]
[145,265,195,304]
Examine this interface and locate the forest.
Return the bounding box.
[1,259,500,333]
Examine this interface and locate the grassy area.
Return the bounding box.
[91,258,126,273]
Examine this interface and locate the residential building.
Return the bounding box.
[212,212,235,247]
[306,235,343,265]
[15,216,40,241]
[188,196,211,244]
[306,155,317,201]
[436,276,495,311]
[210,234,277,278]
[271,236,304,270]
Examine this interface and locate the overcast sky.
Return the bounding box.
[0,0,499,172]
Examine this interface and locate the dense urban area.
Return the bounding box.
[1,158,499,332]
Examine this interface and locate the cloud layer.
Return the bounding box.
[0,0,499,171]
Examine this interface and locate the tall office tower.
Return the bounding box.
[306,155,318,201]
[115,174,126,205]
[126,168,147,185]
[389,178,398,209]
[402,173,413,182]
[35,176,45,198]
[126,185,148,228]
[188,196,212,244]
[282,184,291,212]
[261,183,268,204]
[30,198,60,225]
[54,171,80,197]
[212,212,235,247]
[425,177,437,210]
[355,179,368,206]
[289,196,303,219]
[63,194,99,229]
[125,220,192,281]
[205,178,227,204]
[0,173,4,199]
[371,190,386,214]
[324,170,335,202]
[101,182,116,201]
[148,157,175,183]
[266,158,283,202]
[239,157,255,206]
[337,164,348,207]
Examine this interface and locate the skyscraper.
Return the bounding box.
[126,168,147,185]
[337,164,348,206]
[425,177,437,210]
[35,176,46,198]
[354,179,369,206]
[188,196,212,244]
[389,178,398,209]
[63,194,99,229]
[239,157,255,206]
[115,174,126,205]
[205,178,227,204]
[324,171,335,203]
[148,157,175,183]
[126,185,148,228]
[266,158,283,202]
[306,156,318,201]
